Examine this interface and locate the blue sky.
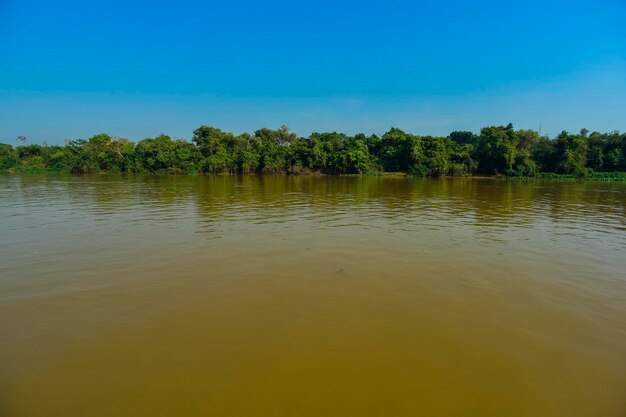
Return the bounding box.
[0,0,624,144]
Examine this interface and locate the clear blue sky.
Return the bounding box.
[1,0,624,144]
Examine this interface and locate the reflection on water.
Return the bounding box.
[1,175,625,417]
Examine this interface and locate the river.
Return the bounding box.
[1,175,625,416]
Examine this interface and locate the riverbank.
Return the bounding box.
[2,125,625,179]
[3,168,626,181]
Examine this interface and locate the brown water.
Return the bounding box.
[1,175,625,417]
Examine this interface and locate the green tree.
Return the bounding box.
[554,130,588,176]
[192,126,236,173]
[0,143,17,169]
[422,136,452,176]
[475,124,517,175]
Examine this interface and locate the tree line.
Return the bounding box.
[1,124,625,177]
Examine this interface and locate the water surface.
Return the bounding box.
[1,175,625,416]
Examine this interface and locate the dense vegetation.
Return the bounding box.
[2,124,625,177]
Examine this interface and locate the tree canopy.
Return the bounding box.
[1,125,625,177]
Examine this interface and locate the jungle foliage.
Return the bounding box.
[2,124,625,177]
